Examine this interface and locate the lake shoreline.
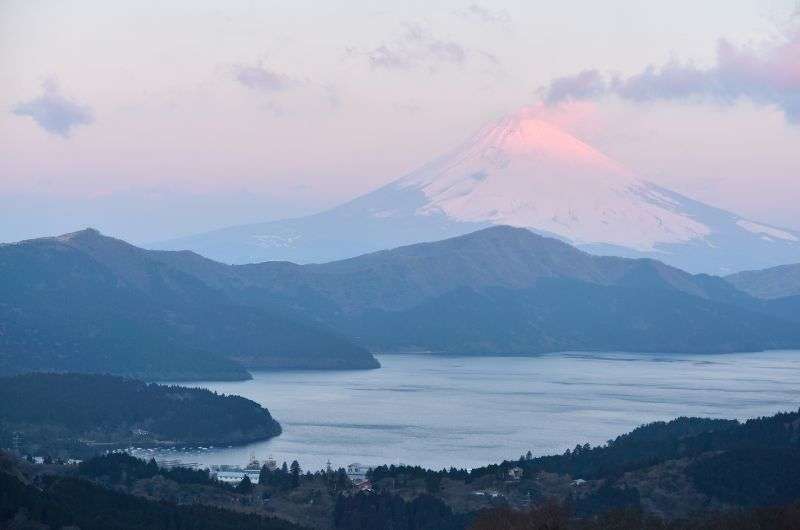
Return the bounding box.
[140,350,800,472]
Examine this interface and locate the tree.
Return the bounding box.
[259,464,271,485]
[470,501,569,530]
[237,475,254,494]
[425,474,441,494]
[335,468,350,491]
[290,460,301,489]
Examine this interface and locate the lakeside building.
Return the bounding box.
[346,463,374,483]
[508,466,523,481]
[209,454,276,484]
[214,469,261,484]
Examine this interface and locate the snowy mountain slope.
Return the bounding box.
[397,108,711,251]
[152,108,800,273]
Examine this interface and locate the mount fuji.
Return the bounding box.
[153,108,800,273]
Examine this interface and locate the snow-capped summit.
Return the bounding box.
[397,107,710,251]
[152,107,800,273]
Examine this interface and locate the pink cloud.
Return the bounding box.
[543,29,800,123]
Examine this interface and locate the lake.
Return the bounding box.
[137,350,800,472]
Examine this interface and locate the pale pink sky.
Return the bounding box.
[1,0,799,243]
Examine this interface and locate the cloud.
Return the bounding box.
[232,62,344,111]
[612,61,712,101]
[322,84,341,108]
[543,70,607,105]
[365,23,470,71]
[233,64,293,92]
[454,4,511,26]
[392,101,423,113]
[12,80,93,137]
[368,45,414,70]
[542,30,800,123]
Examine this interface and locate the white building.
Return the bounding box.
[346,463,374,482]
[508,467,523,481]
[214,470,261,484]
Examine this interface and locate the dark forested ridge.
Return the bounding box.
[0,227,800,380]
[359,408,800,528]
[3,227,799,377]
[0,373,281,455]
[468,501,800,530]
[0,229,378,381]
[4,408,800,529]
[0,467,306,530]
[225,226,800,354]
[394,407,800,484]
[344,280,800,354]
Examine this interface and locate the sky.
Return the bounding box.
[1,0,799,244]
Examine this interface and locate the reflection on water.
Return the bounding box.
[136,350,800,471]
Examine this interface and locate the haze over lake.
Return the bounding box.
[142,351,800,471]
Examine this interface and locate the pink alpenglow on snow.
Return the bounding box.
[400,107,711,251]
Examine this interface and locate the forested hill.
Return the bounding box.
[5,226,800,374]
[0,455,306,530]
[5,407,800,529]
[228,226,800,355]
[0,373,281,454]
[0,229,378,381]
[365,408,800,525]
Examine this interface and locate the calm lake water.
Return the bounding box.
[138,351,800,472]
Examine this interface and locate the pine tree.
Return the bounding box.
[259,464,271,485]
[237,475,253,494]
[290,460,301,488]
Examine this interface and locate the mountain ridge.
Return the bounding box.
[5,226,799,375]
[231,226,749,311]
[151,108,800,273]
[726,263,800,300]
[0,229,379,380]
[209,225,798,355]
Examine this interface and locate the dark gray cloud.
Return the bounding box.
[12,80,93,137]
[234,64,293,92]
[543,31,800,123]
[454,4,511,26]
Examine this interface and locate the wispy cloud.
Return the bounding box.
[542,30,800,123]
[392,101,423,113]
[12,80,93,137]
[364,22,482,71]
[231,61,344,111]
[233,63,294,92]
[454,4,511,27]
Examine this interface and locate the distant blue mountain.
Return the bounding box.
[153,108,800,274]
